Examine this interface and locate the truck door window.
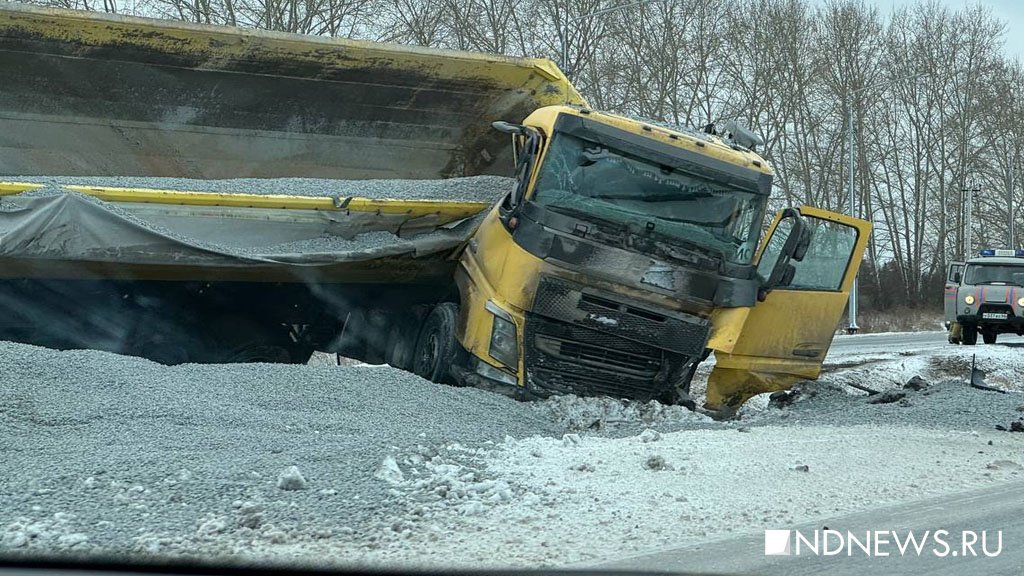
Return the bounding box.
[948,263,964,283]
[785,219,857,291]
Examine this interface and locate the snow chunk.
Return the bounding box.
[197,517,227,535]
[2,531,27,548]
[276,466,307,491]
[56,533,88,548]
[375,456,405,485]
[639,429,662,443]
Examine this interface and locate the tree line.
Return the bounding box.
[24,0,1024,312]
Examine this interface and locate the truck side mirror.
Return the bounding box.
[953,272,962,283]
[792,226,812,262]
[491,121,528,135]
[492,122,541,213]
[756,208,807,291]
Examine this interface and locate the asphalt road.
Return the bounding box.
[828,331,948,353]
[588,480,1024,575]
[828,330,1024,356]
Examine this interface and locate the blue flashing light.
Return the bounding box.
[978,248,1024,257]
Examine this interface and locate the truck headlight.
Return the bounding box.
[1017,297,1024,307]
[965,295,975,305]
[488,315,518,369]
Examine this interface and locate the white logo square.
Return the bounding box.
[764,530,792,556]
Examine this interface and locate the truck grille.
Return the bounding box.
[531,277,708,356]
[524,312,673,400]
[535,333,662,377]
[523,277,709,401]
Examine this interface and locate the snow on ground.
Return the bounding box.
[2,335,1024,568]
[336,424,1020,567]
[820,334,1024,393]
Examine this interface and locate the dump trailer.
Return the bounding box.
[0,4,871,412]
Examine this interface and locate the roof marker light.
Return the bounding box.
[978,249,1024,258]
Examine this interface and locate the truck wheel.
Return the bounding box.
[385,313,418,371]
[983,331,997,345]
[962,324,978,346]
[413,303,460,383]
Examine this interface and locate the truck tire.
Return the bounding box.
[983,331,997,345]
[413,303,460,384]
[962,324,978,346]
[385,313,418,371]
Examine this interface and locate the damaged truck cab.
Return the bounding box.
[430,105,872,411]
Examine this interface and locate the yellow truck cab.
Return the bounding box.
[410,105,871,411]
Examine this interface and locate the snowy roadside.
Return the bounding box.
[302,423,1021,568]
[2,337,1024,568]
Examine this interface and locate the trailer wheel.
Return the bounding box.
[982,330,997,345]
[962,324,978,346]
[385,313,418,371]
[413,303,460,383]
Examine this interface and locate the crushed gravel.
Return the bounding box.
[0,341,558,558]
[9,176,516,204]
[3,336,1024,566]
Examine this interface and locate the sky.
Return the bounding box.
[850,0,1024,62]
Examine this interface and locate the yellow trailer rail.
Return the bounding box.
[0,182,490,225]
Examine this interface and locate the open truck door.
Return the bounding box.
[704,206,872,412]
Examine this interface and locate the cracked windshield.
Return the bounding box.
[532,132,763,263]
[1,0,1022,575]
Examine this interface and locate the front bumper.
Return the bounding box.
[958,306,1024,329]
[522,277,709,401]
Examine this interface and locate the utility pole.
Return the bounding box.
[846,96,858,334]
[845,72,929,334]
[1010,168,1015,248]
[962,180,980,257]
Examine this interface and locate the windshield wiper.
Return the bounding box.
[544,204,725,264]
[544,204,627,233]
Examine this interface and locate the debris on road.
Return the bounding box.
[904,376,929,391]
[867,390,905,404]
[276,466,308,491]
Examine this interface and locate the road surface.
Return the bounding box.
[590,480,1024,575]
[828,330,1024,357]
[829,331,947,353]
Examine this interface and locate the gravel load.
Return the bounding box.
[10,176,516,204]
[0,341,558,559]
[3,335,1024,567]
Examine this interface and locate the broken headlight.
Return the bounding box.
[488,315,518,370]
